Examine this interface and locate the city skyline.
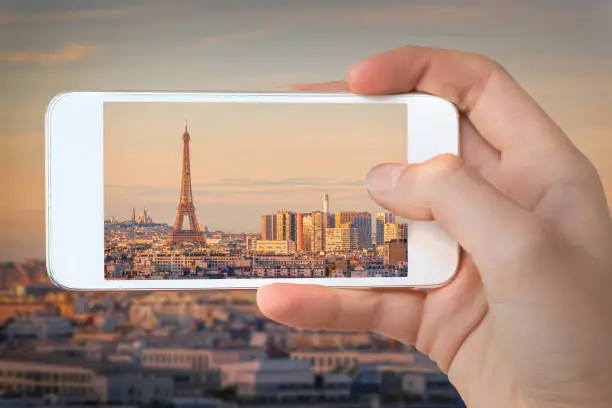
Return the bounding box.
[103,104,409,280]
[2,0,612,261]
[104,102,406,234]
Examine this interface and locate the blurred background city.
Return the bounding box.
[2,1,612,407]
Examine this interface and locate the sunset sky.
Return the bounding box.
[104,102,406,231]
[1,0,611,261]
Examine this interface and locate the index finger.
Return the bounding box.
[346,45,571,155]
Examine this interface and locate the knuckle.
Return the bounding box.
[547,148,602,191]
[468,52,506,75]
[568,154,600,184]
[419,154,467,205]
[462,53,508,110]
[426,153,466,182]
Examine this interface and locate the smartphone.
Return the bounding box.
[45,91,460,291]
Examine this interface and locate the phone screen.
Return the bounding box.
[103,102,408,281]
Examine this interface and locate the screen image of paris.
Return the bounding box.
[104,102,410,281]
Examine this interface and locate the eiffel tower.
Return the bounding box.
[167,121,207,247]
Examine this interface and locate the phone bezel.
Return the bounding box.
[46,91,460,291]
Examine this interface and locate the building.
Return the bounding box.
[384,240,407,265]
[0,303,46,324]
[13,284,61,298]
[325,226,358,253]
[140,347,265,394]
[290,351,415,374]
[302,214,313,252]
[135,208,153,224]
[296,213,305,252]
[383,222,407,243]
[275,211,297,242]
[255,240,296,255]
[335,211,372,249]
[260,215,274,241]
[245,236,257,252]
[351,364,463,405]
[5,317,73,341]
[287,331,371,350]
[0,356,173,406]
[311,212,326,254]
[141,348,212,371]
[376,212,394,246]
[172,397,227,408]
[323,193,329,216]
[219,359,350,402]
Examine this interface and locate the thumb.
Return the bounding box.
[366,154,547,293]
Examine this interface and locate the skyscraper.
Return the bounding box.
[376,212,395,246]
[323,193,329,217]
[275,210,297,242]
[302,214,313,252]
[335,211,372,250]
[297,213,305,252]
[325,225,359,253]
[384,222,407,243]
[261,214,274,240]
[311,211,326,254]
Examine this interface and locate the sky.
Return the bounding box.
[104,103,407,233]
[1,0,612,261]
[104,102,406,232]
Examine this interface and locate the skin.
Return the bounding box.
[256,46,612,408]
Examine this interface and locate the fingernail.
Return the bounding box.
[366,164,407,194]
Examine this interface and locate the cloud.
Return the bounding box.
[0,9,119,22]
[105,178,366,207]
[0,42,101,66]
[314,3,493,27]
[215,177,363,188]
[201,28,272,49]
[0,1,607,29]
[0,2,158,23]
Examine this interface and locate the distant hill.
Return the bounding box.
[0,260,49,290]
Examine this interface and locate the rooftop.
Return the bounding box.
[0,351,142,375]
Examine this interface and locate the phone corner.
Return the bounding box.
[45,92,72,120]
[45,255,80,292]
[431,245,463,288]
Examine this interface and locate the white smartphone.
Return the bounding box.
[45,91,460,291]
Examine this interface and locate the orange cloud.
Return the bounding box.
[0,42,100,66]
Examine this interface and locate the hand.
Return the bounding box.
[256,46,612,408]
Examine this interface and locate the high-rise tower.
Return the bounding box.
[297,213,305,251]
[323,193,329,216]
[167,121,206,247]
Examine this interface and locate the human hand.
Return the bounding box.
[256,46,612,408]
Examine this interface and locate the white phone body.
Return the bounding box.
[46,91,460,291]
